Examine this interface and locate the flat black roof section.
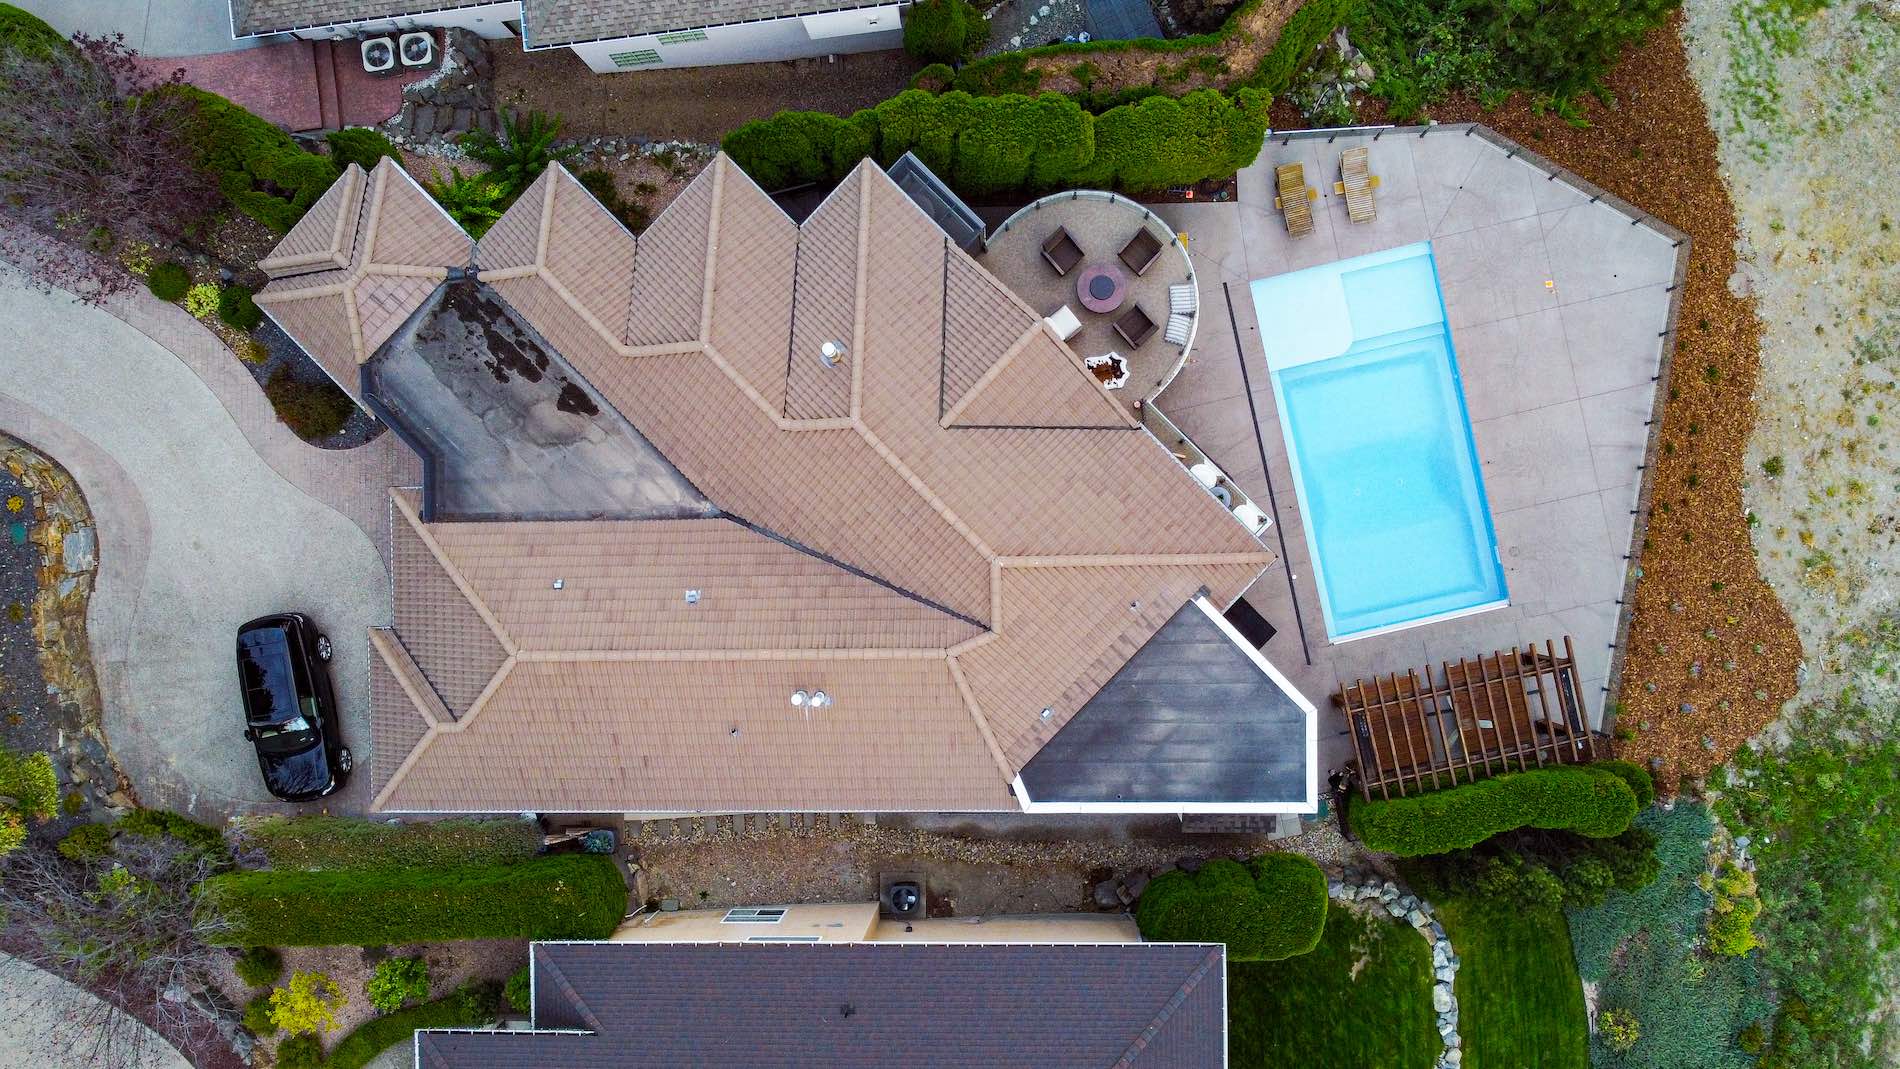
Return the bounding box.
[418,941,1226,1068]
[887,152,986,255]
[1019,598,1310,806]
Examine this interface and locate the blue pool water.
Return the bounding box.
[1250,243,1507,641]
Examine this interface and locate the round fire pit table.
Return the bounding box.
[1075,264,1128,313]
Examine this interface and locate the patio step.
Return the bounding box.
[312,39,341,133]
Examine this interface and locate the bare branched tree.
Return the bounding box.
[0,33,221,299]
[0,833,236,1068]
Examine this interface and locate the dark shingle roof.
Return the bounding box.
[418,941,1227,1068]
[523,0,896,46]
[1018,598,1313,806]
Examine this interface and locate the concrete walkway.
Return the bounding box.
[0,954,191,1069]
[0,265,403,820]
[8,0,272,58]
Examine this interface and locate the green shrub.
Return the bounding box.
[217,285,263,331]
[242,993,278,1036]
[158,84,338,233]
[270,970,347,1036]
[721,108,875,191]
[1600,1006,1642,1052]
[56,822,114,862]
[503,965,532,1013]
[184,282,220,319]
[0,811,22,856]
[324,984,496,1069]
[235,945,284,988]
[207,854,628,947]
[239,337,271,364]
[264,367,355,441]
[236,816,541,872]
[146,261,191,301]
[1135,853,1327,961]
[324,127,402,173]
[902,0,988,65]
[116,808,230,864]
[0,748,57,820]
[1351,764,1640,856]
[459,110,577,199]
[1351,0,1501,119]
[366,955,430,1013]
[910,62,956,93]
[0,3,68,60]
[422,166,509,237]
[274,1034,322,1069]
[1465,0,1679,101]
[1705,862,1761,956]
[1594,758,1657,809]
[1074,87,1268,191]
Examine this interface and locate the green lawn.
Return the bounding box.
[1437,898,1589,1069]
[1230,903,1438,1068]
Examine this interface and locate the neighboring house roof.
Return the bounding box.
[253,161,472,393]
[261,154,1289,814]
[417,941,1227,1068]
[230,0,500,37]
[523,0,897,47]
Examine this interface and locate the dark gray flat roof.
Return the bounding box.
[418,941,1226,1068]
[1019,598,1310,805]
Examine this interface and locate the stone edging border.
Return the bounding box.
[1329,875,1465,1068]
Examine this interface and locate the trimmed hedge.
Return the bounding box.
[902,0,988,65]
[1591,758,1655,810]
[723,86,1266,196]
[1250,0,1358,96]
[324,127,402,173]
[234,815,540,871]
[1350,764,1641,857]
[159,84,339,233]
[1135,853,1328,961]
[324,984,497,1069]
[205,854,627,946]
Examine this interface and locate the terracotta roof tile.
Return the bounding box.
[363,165,474,271]
[421,517,982,653]
[257,156,1291,813]
[783,168,865,421]
[706,159,801,413]
[253,285,360,392]
[622,163,715,347]
[356,273,439,355]
[379,658,1011,812]
[543,170,639,328]
[258,165,363,276]
[368,629,444,794]
[391,493,510,715]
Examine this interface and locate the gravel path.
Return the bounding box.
[1680,0,1900,710]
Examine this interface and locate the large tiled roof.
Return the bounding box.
[272,155,1276,812]
[418,941,1226,1068]
[254,160,472,394]
[523,0,897,47]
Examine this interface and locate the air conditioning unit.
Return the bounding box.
[360,36,396,73]
[399,31,435,68]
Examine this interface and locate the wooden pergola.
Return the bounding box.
[1334,637,1600,800]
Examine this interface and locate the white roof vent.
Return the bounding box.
[790,690,809,708]
[819,341,847,368]
[551,577,565,590]
[684,588,701,605]
[809,690,832,709]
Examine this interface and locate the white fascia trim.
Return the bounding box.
[1012,595,1320,816]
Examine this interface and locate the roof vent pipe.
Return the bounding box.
[820,341,847,368]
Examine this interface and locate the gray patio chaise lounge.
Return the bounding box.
[1118,228,1164,276]
[1041,226,1084,275]
[1113,303,1157,348]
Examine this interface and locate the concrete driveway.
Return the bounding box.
[0,267,389,820]
[0,954,191,1069]
[8,0,270,58]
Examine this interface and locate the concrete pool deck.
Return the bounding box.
[1145,124,1685,770]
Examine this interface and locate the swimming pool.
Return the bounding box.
[1250,242,1508,642]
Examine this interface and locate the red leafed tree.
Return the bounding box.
[0,33,221,299]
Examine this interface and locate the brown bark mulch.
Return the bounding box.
[1384,13,1802,788]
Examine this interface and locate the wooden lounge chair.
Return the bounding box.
[1274,163,1318,238]
[1331,146,1381,224]
[1113,303,1157,348]
[1118,228,1164,276]
[1041,226,1084,276]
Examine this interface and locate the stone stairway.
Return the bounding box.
[311,40,342,133]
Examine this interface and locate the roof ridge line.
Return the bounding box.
[997,552,1277,568]
[533,164,558,268]
[360,163,391,269]
[359,263,452,280]
[853,421,996,561]
[368,627,448,728]
[696,156,725,344]
[513,647,955,662]
[1108,945,1224,1069]
[533,946,604,1033]
[389,489,518,656]
[721,512,988,631]
[849,159,870,420]
[342,283,365,364]
[257,164,361,274]
[252,279,351,304]
[939,319,1041,428]
[373,649,520,808]
[946,653,1017,786]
